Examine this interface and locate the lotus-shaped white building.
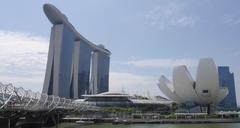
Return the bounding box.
[158,58,228,105]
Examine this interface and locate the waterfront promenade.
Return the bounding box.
[62,116,240,124]
[112,118,240,124]
[52,123,240,128]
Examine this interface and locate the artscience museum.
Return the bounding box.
[157,58,229,106]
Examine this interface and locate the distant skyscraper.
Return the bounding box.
[42,4,110,99]
[218,66,237,108]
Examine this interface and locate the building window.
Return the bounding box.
[202,90,208,93]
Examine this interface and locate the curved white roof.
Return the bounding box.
[173,65,199,102]
[82,91,129,98]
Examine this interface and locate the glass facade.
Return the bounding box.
[90,51,110,94]
[42,24,110,99]
[43,24,75,98]
[85,97,132,107]
[218,66,237,108]
[75,41,92,98]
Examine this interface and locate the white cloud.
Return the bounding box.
[0,75,43,92]
[145,2,196,29]
[0,30,48,91]
[221,14,240,26]
[109,72,162,96]
[126,58,197,68]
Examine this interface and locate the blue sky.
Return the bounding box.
[0,0,239,104]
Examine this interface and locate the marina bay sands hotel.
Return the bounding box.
[42,4,110,99]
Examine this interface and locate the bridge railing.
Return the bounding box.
[0,83,86,112]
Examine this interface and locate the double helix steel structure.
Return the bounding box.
[0,82,88,112]
[0,82,98,128]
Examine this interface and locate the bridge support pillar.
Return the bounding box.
[0,118,18,128]
[16,112,63,128]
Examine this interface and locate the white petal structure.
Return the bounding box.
[173,65,199,103]
[157,76,183,103]
[158,58,228,105]
[195,58,220,105]
[215,87,228,103]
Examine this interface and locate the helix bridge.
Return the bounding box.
[0,82,92,127]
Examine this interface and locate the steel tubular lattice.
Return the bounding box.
[0,83,87,112]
